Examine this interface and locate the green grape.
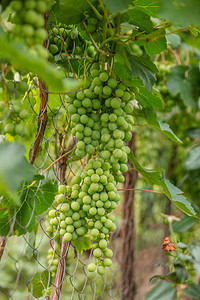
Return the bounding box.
[63,232,72,242]
[87,263,96,272]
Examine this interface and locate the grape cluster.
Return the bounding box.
[48,23,96,61]
[66,92,101,158]
[0,82,30,137]
[49,183,87,243]
[79,157,118,275]
[9,0,52,58]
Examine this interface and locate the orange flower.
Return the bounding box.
[162,237,176,252]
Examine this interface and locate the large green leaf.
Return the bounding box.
[128,152,197,217]
[29,271,49,298]
[103,0,132,15]
[166,66,197,109]
[127,8,154,32]
[161,179,196,217]
[145,281,176,300]
[27,183,57,215]
[173,215,195,233]
[0,142,34,206]
[159,0,200,26]
[183,283,200,299]
[134,0,159,18]
[142,107,182,143]
[185,146,200,171]
[53,0,90,24]
[133,79,164,109]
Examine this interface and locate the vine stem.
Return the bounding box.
[29,13,49,165]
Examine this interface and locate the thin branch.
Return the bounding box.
[167,45,181,65]
[0,237,6,261]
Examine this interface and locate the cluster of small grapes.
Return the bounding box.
[80,157,117,275]
[9,0,52,58]
[48,183,87,243]
[48,22,96,62]
[67,90,101,158]
[0,81,29,137]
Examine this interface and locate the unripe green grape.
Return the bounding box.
[71,202,80,211]
[94,85,103,95]
[92,99,101,110]
[115,89,124,97]
[60,203,70,212]
[124,103,133,114]
[120,164,128,173]
[93,248,103,258]
[99,239,107,249]
[103,258,112,267]
[92,77,102,86]
[63,232,72,242]
[104,248,113,258]
[122,91,131,101]
[37,1,48,13]
[4,123,15,134]
[76,227,86,236]
[91,69,101,78]
[60,228,66,236]
[107,78,118,88]
[99,72,109,82]
[65,217,73,225]
[111,98,121,109]
[87,263,96,272]
[95,220,103,230]
[82,98,92,108]
[56,194,65,204]
[89,207,97,215]
[93,193,99,201]
[49,209,56,218]
[97,266,105,275]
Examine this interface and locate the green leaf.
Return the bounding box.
[185,146,200,171]
[128,152,197,217]
[133,79,164,109]
[0,142,34,206]
[191,246,200,276]
[127,8,154,32]
[142,107,182,143]
[128,151,161,186]
[183,283,200,299]
[127,55,157,92]
[71,236,92,254]
[184,127,200,138]
[27,183,57,215]
[173,215,195,233]
[25,231,36,259]
[166,34,181,49]
[159,0,200,26]
[29,271,49,298]
[161,179,197,217]
[103,0,132,15]
[134,0,159,18]
[14,198,36,235]
[166,66,197,109]
[145,281,176,300]
[0,211,10,236]
[53,0,90,24]
[144,34,167,57]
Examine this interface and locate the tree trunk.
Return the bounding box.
[121,132,138,300]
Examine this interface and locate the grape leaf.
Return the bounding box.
[29,271,49,298]
[173,216,195,233]
[145,281,176,300]
[103,0,132,15]
[183,283,200,298]
[159,0,200,26]
[0,142,34,206]
[133,0,159,18]
[52,0,90,24]
[133,79,163,109]
[185,146,200,171]
[128,151,197,217]
[127,8,154,32]
[142,107,182,143]
[72,236,92,254]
